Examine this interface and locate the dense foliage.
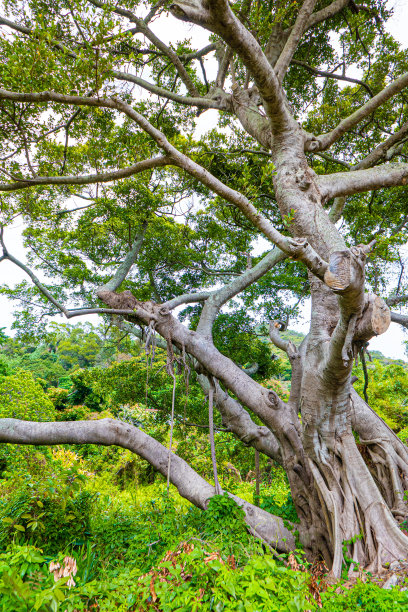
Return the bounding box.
[1,0,408,601]
[0,324,407,609]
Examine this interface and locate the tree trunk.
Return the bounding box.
[96,282,408,578]
[286,289,408,577]
[351,388,408,521]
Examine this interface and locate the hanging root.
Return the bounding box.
[181,343,190,428]
[208,376,222,496]
[166,367,177,494]
[308,438,408,579]
[359,438,408,521]
[308,459,343,579]
[144,320,157,405]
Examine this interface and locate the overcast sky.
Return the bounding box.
[1,1,408,360]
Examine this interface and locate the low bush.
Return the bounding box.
[321,580,408,611]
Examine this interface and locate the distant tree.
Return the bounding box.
[1,0,408,577]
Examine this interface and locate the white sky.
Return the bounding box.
[1,1,408,360]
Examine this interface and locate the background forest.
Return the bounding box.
[0,321,407,610]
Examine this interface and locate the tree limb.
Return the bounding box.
[197,248,286,338]
[309,72,408,151]
[328,196,347,223]
[0,156,171,192]
[318,162,408,199]
[386,294,408,308]
[0,89,327,284]
[98,224,147,293]
[97,289,288,433]
[111,70,230,110]
[302,0,351,31]
[170,0,294,131]
[274,0,318,83]
[113,316,284,463]
[0,417,295,551]
[354,121,408,170]
[269,321,302,406]
[163,291,213,310]
[0,227,69,316]
[390,311,408,330]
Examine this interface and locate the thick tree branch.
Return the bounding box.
[0,156,170,192]
[215,46,233,89]
[0,230,148,321]
[114,318,282,462]
[0,417,295,551]
[230,88,273,150]
[386,294,408,308]
[318,162,408,199]
[170,0,294,131]
[354,121,408,170]
[112,70,229,109]
[274,0,318,83]
[390,311,408,330]
[269,321,302,406]
[114,316,283,462]
[197,248,286,338]
[309,72,408,151]
[328,196,347,223]
[97,289,289,433]
[163,291,213,310]
[180,43,218,62]
[98,224,147,293]
[303,0,351,31]
[0,89,327,286]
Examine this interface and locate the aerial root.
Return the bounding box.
[359,439,408,519]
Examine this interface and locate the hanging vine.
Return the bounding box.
[208,377,222,496]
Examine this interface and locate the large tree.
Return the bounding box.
[1,0,408,578]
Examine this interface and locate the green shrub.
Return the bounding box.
[204,493,246,537]
[0,370,55,421]
[0,544,68,612]
[260,494,299,524]
[47,387,69,410]
[0,465,94,552]
[114,545,313,612]
[397,426,408,444]
[321,580,408,611]
[55,404,90,421]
